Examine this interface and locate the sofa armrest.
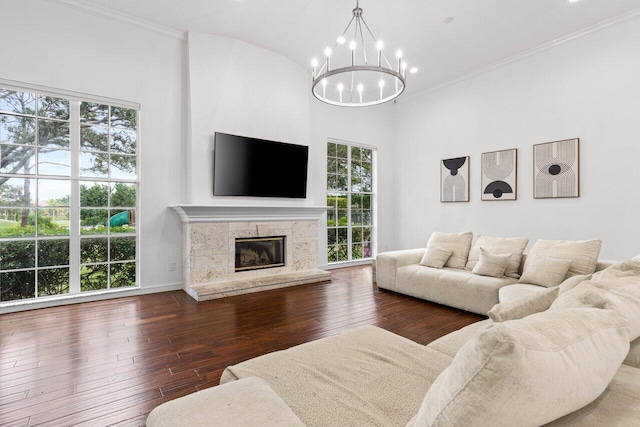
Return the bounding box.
[376,248,425,291]
[146,377,304,427]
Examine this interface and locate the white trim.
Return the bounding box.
[323,258,373,270]
[328,137,377,151]
[171,205,329,223]
[45,0,186,41]
[0,78,141,110]
[401,7,640,102]
[0,283,182,314]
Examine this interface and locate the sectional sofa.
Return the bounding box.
[147,265,640,425]
[147,242,640,426]
[376,232,609,315]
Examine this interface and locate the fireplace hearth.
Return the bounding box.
[235,236,285,272]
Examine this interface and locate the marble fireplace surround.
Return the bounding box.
[171,205,331,301]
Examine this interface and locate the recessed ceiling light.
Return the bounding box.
[568,0,580,2]
[443,17,454,24]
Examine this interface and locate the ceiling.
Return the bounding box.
[65,0,640,99]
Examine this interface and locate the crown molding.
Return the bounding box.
[401,7,640,103]
[46,0,186,40]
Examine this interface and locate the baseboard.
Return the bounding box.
[0,282,183,314]
[322,259,374,270]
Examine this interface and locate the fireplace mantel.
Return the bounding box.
[171,205,328,223]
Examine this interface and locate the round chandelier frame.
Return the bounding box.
[311,0,413,107]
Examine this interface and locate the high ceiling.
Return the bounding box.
[63,0,640,98]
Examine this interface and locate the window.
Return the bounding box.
[0,86,138,304]
[326,141,374,263]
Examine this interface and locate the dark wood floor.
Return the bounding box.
[0,266,483,426]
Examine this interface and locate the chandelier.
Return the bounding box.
[311,0,417,107]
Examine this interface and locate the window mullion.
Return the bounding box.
[347,147,352,262]
[68,101,80,294]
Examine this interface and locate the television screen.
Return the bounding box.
[213,132,309,198]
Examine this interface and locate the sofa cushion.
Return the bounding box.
[499,283,547,302]
[592,259,640,281]
[551,278,640,341]
[411,308,630,427]
[146,377,304,427]
[419,247,452,269]
[559,274,592,294]
[221,325,452,427]
[550,283,618,311]
[544,364,640,426]
[395,265,517,315]
[472,247,511,278]
[625,338,640,368]
[465,235,529,278]
[526,239,602,279]
[427,319,492,358]
[488,286,559,322]
[426,232,473,269]
[518,255,572,287]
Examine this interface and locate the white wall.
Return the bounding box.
[393,17,640,260]
[0,0,185,296]
[186,32,313,205]
[186,32,397,266]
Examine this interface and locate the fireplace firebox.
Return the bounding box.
[235,236,285,272]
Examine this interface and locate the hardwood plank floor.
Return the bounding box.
[0,266,483,426]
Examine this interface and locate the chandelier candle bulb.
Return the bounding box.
[357,83,364,103]
[324,47,332,71]
[376,41,384,66]
[311,58,318,79]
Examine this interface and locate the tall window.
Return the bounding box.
[326,141,374,264]
[0,86,138,304]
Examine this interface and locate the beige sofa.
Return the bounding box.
[147,314,640,426]
[376,250,613,315]
[147,247,640,426]
[376,234,609,315]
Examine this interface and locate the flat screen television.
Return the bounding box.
[213,132,309,198]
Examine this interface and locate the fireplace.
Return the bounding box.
[235,236,285,272]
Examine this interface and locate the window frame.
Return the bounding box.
[326,138,377,265]
[0,79,140,305]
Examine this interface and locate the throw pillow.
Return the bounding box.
[550,282,619,311]
[426,232,473,269]
[488,286,559,322]
[526,239,602,279]
[625,338,640,368]
[419,247,453,269]
[551,277,640,341]
[412,308,630,427]
[592,259,640,281]
[559,274,592,294]
[472,247,511,278]
[465,235,529,278]
[518,255,572,287]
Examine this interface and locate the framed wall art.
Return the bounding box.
[441,156,470,202]
[481,149,517,201]
[533,138,580,199]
